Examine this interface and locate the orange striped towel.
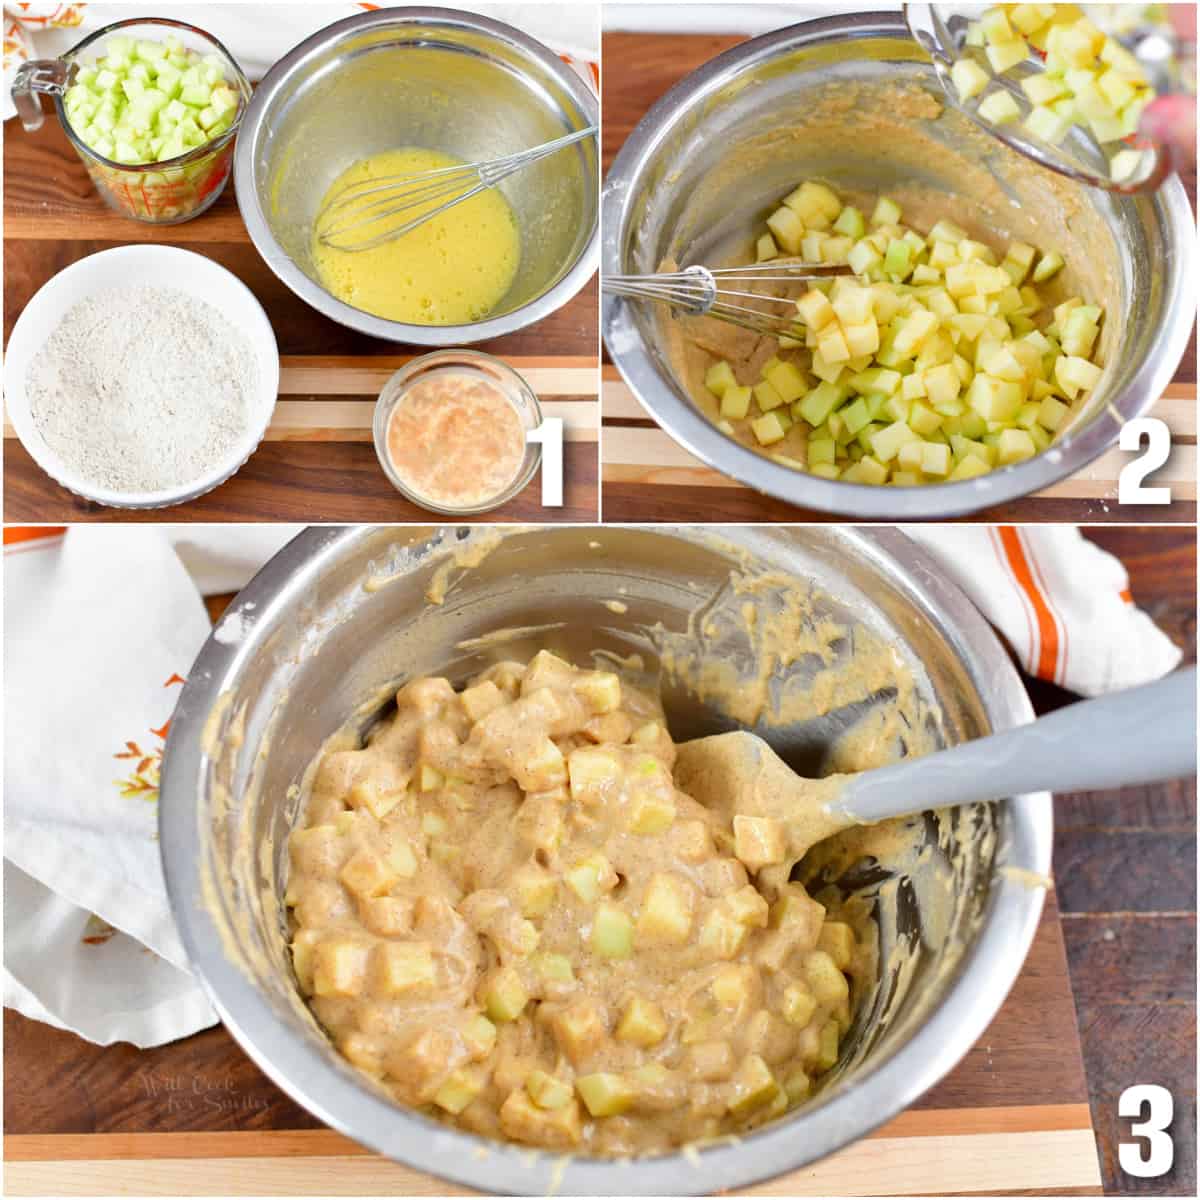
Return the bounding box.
[905,526,1183,696]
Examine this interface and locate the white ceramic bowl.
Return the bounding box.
[5,245,279,508]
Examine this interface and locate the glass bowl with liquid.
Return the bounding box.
[372,349,543,515]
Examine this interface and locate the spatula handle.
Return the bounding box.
[833,667,1197,825]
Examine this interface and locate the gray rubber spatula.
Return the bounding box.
[674,667,1198,861]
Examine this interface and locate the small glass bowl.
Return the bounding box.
[372,349,543,515]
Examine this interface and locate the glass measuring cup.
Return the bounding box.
[905,3,1170,193]
[11,17,251,224]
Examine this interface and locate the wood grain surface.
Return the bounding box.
[2,113,599,522]
[598,33,1198,526]
[1030,527,1197,1199]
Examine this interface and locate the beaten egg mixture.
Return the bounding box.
[312,147,520,325]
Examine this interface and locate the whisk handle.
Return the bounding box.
[479,125,598,187]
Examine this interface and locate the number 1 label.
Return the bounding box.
[528,418,564,508]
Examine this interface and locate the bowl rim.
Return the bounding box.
[234,6,600,348]
[4,244,279,509]
[160,524,1052,1195]
[600,9,1196,520]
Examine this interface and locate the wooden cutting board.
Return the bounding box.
[599,32,1198,526]
[4,894,1100,1195]
[2,112,599,523]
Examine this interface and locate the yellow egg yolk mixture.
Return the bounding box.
[312,147,521,326]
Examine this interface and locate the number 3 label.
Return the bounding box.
[1118,417,1171,505]
[1119,1084,1174,1178]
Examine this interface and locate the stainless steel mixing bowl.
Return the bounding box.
[235,8,598,346]
[160,525,1051,1194]
[602,11,1195,519]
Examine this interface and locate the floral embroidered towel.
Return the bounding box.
[3,525,299,1047]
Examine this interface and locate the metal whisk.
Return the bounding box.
[603,262,852,339]
[316,125,598,252]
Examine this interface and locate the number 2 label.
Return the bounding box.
[1118,418,1171,505]
[1119,1084,1174,1178]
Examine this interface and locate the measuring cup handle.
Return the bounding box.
[12,58,71,133]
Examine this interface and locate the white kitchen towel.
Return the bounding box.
[2,523,1183,1048]
[3,524,301,1047]
[4,2,598,121]
[904,525,1182,696]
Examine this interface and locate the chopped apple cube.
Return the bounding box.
[313,939,370,998]
[951,58,990,103]
[978,88,1021,125]
[628,788,677,834]
[593,902,635,958]
[500,1088,582,1147]
[575,670,621,713]
[796,289,837,331]
[512,863,557,918]
[526,1069,574,1111]
[726,884,770,928]
[1055,354,1103,397]
[565,852,617,903]
[1038,394,1070,431]
[751,410,791,446]
[751,380,783,413]
[870,420,921,464]
[704,360,737,398]
[805,949,851,1006]
[781,982,818,1027]
[568,746,622,805]
[636,873,696,945]
[732,814,788,871]
[766,205,805,254]
[616,994,668,1047]
[375,941,435,995]
[434,1067,485,1114]
[461,1013,497,1058]
[1025,103,1072,143]
[783,180,842,229]
[576,1072,636,1117]
[814,1020,841,1072]
[764,359,809,404]
[727,1055,782,1118]
[996,427,1038,464]
[949,453,992,481]
[698,906,749,959]
[485,965,529,1021]
[1032,250,1064,283]
[720,384,753,420]
[920,442,953,477]
[756,232,778,262]
[340,849,400,899]
[348,779,402,820]
[552,999,608,1063]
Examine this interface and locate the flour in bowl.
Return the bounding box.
[26,284,260,494]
